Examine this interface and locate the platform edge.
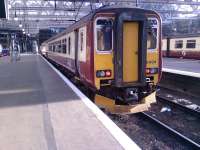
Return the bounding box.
[162,68,200,78]
[40,55,141,150]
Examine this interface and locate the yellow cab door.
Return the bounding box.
[123,22,139,83]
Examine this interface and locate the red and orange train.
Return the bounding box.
[41,6,162,113]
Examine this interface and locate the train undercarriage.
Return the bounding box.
[95,84,157,114]
[46,56,157,114]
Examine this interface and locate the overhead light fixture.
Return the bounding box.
[22,28,25,31]
[19,21,22,28]
[27,33,30,36]
[23,31,26,34]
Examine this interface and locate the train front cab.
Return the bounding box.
[94,9,161,114]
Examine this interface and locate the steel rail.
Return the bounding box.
[141,112,200,149]
[157,95,200,117]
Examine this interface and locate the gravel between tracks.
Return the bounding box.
[147,101,200,145]
[109,113,192,150]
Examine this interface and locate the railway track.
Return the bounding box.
[157,94,200,117]
[110,112,197,150]
[141,112,200,149]
[110,94,200,149]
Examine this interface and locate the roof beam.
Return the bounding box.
[99,0,200,5]
[9,14,85,20]
[9,6,92,11]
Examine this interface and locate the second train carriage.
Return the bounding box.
[42,6,162,114]
[162,34,200,59]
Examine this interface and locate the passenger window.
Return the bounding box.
[80,32,84,51]
[58,43,61,53]
[63,44,66,53]
[53,45,55,52]
[68,37,71,54]
[48,45,52,51]
[62,38,66,53]
[96,19,113,51]
[147,18,158,50]
[186,40,196,48]
[175,40,183,48]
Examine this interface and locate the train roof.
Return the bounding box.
[163,34,200,39]
[45,5,158,43]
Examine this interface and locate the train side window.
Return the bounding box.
[48,45,51,51]
[63,44,66,53]
[58,43,61,53]
[78,27,87,62]
[186,40,196,48]
[80,32,84,51]
[68,37,71,55]
[96,19,113,51]
[62,38,66,53]
[147,28,157,50]
[55,44,57,52]
[53,45,55,52]
[175,40,183,48]
[147,18,158,50]
[66,39,68,54]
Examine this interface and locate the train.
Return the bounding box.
[162,34,200,59]
[0,47,9,57]
[41,6,162,114]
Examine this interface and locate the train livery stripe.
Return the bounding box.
[162,68,200,78]
[40,55,141,150]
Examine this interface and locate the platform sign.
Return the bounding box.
[0,0,7,19]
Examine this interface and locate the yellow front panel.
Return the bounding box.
[147,52,159,84]
[123,22,139,82]
[94,53,114,89]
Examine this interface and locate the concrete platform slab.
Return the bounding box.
[0,54,139,150]
[163,58,200,73]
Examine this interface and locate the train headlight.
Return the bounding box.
[100,71,105,77]
[42,48,46,52]
[105,70,111,77]
[146,68,158,74]
[96,70,112,78]
[146,68,150,74]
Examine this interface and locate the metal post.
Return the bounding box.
[136,0,138,7]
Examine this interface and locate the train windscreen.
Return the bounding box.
[147,18,158,50]
[96,19,113,51]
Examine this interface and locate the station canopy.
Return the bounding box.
[0,0,200,35]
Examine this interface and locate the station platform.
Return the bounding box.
[162,58,200,78]
[0,54,140,150]
[163,58,200,73]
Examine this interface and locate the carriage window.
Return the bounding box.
[62,38,66,53]
[175,40,183,48]
[55,44,57,52]
[62,44,66,53]
[96,19,113,51]
[53,45,55,52]
[80,32,84,51]
[58,44,61,53]
[186,40,196,48]
[48,45,52,51]
[68,37,71,54]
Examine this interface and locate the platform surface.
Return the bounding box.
[163,58,200,73]
[0,54,124,150]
